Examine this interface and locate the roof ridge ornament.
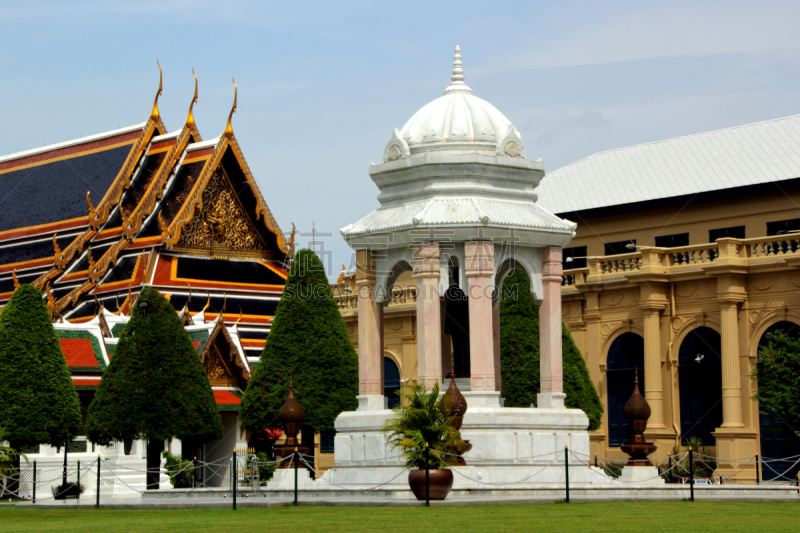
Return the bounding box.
[186,70,198,130]
[151,61,163,122]
[444,42,472,95]
[224,79,237,139]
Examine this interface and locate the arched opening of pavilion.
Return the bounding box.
[757,321,800,480]
[384,356,401,409]
[678,327,723,445]
[606,332,644,447]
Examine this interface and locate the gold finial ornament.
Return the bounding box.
[52,234,61,260]
[224,79,237,138]
[202,293,211,313]
[86,191,96,217]
[157,211,168,235]
[151,61,163,121]
[12,270,20,290]
[288,222,297,257]
[86,247,95,272]
[236,306,243,325]
[337,263,346,284]
[45,283,55,316]
[186,70,198,129]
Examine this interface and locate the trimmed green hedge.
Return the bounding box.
[0,285,82,450]
[86,286,222,445]
[240,249,358,433]
[499,270,603,430]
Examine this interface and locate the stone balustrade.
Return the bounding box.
[562,235,800,287]
[335,287,417,310]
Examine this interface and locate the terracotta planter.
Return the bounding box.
[408,469,454,501]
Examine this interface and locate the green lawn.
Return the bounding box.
[0,501,798,532]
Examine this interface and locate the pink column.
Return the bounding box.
[465,241,496,392]
[539,246,565,408]
[412,242,442,389]
[355,250,383,409]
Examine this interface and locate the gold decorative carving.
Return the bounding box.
[175,170,266,253]
[12,271,19,290]
[204,346,228,380]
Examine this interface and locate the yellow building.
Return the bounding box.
[335,114,800,482]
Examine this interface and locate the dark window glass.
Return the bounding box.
[654,233,689,248]
[320,431,335,454]
[604,240,635,256]
[709,226,745,242]
[563,246,587,269]
[767,218,800,236]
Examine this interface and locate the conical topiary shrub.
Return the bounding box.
[0,284,82,494]
[240,249,358,437]
[85,286,222,489]
[499,269,603,430]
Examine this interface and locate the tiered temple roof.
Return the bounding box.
[0,66,294,374]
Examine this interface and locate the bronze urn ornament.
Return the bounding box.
[620,372,657,466]
[442,373,472,466]
[273,377,309,466]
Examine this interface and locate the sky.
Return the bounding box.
[2,0,800,279]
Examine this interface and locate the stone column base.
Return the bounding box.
[618,465,665,486]
[537,392,566,409]
[712,428,759,482]
[357,394,387,411]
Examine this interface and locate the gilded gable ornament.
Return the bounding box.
[176,170,266,253]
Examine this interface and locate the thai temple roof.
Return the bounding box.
[0,65,295,382]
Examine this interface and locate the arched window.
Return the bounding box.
[606,333,644,447]
[678,327,722,445]
[384,357,401,409]
[757,321,800,480]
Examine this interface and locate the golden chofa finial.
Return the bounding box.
[52,234,62,260]
[151,61,163,121]
[86,191,96,218]
[224,79,237,139]
[186,70,198,129]
[12,270,20,290]
[45,283,55,316]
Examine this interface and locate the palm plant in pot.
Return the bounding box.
[382,383,461,500]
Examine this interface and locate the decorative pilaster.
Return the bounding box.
[412,242,443,389]
[465,241,495,392]
[355,250,383,410]
[719,300,744,428]
[641,306,666,429]
[539,246,565,408]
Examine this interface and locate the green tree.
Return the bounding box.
[752,330,800,430]
[240,249,358,437]
[499,269,603,430]
[85,286,222,489]
[0,284,81,495]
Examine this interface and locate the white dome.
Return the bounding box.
[383,44,527,162]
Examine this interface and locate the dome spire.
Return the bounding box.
[444,42,472,94]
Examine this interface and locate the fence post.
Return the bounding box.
[232,450,237,511]
[689,449,694,502]
[77,460,80,501]
[293,448,299,506]
[564,445,570,504]
[594,453,598,468]
[95,455,101,509]
[32,460,36,504]
[425,446,430,507]
[755,454,760,484]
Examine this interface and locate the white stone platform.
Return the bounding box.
[319,392,611,490]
